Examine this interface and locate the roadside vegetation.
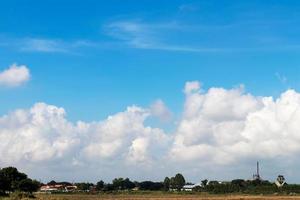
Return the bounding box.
[2,166,300,199]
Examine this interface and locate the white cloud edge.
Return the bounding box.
[0,63,30,87]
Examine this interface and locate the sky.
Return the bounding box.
[1,0,300,183]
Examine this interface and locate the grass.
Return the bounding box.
[3,192,300,200]
[33,193,300,200]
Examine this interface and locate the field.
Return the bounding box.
[29,194,300,200]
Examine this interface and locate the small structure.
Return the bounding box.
[182,183,201,191]
[40,182,77,193]
[40,184,64,192]
[275,175,286,188]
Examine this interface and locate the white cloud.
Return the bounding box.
[150,99,172,122]
[0,103,170,180]
[20,39,69,53]
[169,81,300,169]
[0,37,96,54]
[105,20,223,52]
[184,81,201,95]
[3,81,300,182]
[19,38,94,53]
[0,64,30,87]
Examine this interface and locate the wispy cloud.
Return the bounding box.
[2,18,300,55]
[103,15,300,54]
[0,36,96,54]
[275,72,288,84]
[20,38,69,53]
[104,20,224,53]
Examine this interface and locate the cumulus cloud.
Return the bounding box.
[0,103,170,178]
[3,81,300,181]
[82,106,169,164]
[169,81,300,167]
[184,81,201,95]
[150,99,173,122]
[0,64,30,87]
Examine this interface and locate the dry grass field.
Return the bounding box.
[29,194,300,200]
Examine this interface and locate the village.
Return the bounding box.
[37,162,287,194]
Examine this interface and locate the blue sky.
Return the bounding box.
[2,0,300,182]
[1,0,300,121]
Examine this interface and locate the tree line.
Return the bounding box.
[74,173,186,192]
[3,166,300,196]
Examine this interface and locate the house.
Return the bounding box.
[181,183,201,191]
[40,182,77,193]
[40,184,64,192]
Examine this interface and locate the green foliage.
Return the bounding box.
[168,173,186,191]
[75,182,94,191]
[0,172,10,195]
[0,167,27,192]
[208,181,220,186]
[102,183,114,192]
[174,173,185,191]
[169,177,175,189]
[201,179,208,187]
[17,179,40,193]
[96,180,104,191]
[0,166,40,196]
[4,166,300,196]
[163,177,170,191]
[112,178,135,190]
[203,179,287,195]
[138,181,163,191]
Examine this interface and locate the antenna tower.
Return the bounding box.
[253,161,261,180]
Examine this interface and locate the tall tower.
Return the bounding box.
[253,161,261,180]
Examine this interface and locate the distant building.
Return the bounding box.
[181,183,201,191]
[275,175,286,187]
[40,182,77,193]
[207,180,223,185]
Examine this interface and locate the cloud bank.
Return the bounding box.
[0,64,30,87]
[1,81,300,182]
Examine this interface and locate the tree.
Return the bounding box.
[0,167,27,192]
[208,181,219,186]
[112,178,135,190]
[0,172,10,195]
[169,177,175,190]
[231,179,246,187]
[201,179,208,187]
[112,178,124,190]
[17,179,40,194]
[123,178,135,190]
[163,177,170,191]
[75,182,94,191]
[103,183,114,192]
[138,181,163,191]
[96,180,104,191]
[174,173,185,191]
